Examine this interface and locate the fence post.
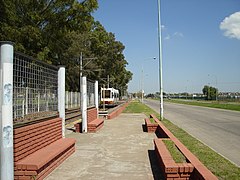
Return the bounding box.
[25,87,28,114]
[37,91,40,112]
[95,81,99,118]
[58,66,65,138]
[65,91,68,109]
[81,76,87,133]
[0,41,14,180]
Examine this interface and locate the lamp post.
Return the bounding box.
[141,57,156,103]
[157,0,164,120]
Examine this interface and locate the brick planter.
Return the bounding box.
[152,114,218,180]
[145,118,158,132]
[154,139,194,180]
[74,122,82,133]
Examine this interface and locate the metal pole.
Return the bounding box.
[103,84,105,111]
[80,52,83,119]
[141,66,143,103]
[95,81,99,118]
[0,41,14,180]
[58,66,65,138]
[214,75,218,101]
[157,0,164,120]
[81,76,87,133]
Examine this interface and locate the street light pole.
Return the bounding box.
[141,65,144,103]
[157,0,164,120]
[141,57,156,103]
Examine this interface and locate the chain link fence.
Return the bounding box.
[13,52,58,123]
[87,79,95,108]
[65,91,80,109]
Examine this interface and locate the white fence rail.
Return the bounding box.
[65,91,80,109]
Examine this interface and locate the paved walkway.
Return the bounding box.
[45,113,163,180]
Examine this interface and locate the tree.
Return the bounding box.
[0,0,98,62]
[1,0,132,92]
[202,85,218,100]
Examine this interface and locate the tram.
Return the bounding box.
[100,87,119,106]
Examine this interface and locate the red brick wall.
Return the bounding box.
[87,107,97,123]
[154,117,218,180]
[14,118,62,162]
[107,102,129,119]
[154,139,194,180]
[145,118,158,133]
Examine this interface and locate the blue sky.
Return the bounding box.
[93,0,240,94]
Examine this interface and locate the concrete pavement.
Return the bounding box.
[45,113,163,180]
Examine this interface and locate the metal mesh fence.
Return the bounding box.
[87,80,95,108]
[65,91,80,109]
[13,52,58,123]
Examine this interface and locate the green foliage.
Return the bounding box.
[0,0,132,92]
[166,99,240,112]
[202,85,218,100]
[163,140,186,163]
[123,100,155,114]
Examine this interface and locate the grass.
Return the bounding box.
[163,139,186,163]
[165,99,240,112]
[124,100,240,180]
[123,100,159,117]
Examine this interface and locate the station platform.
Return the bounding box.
[45,113,163,180]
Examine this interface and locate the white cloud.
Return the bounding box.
[164,32,183,40]
[173,32,184,38]
[220,12,240,40]
[164,34,171,40]
[161,25,166,30]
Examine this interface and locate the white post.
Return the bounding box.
[58,66,65,138]
[70,91,72,108]
[25,87,28,114]
[157,0,164,120]
[37,91,40,112]
[95,81,99,118]
[0,41,14,180]
[81,76,87,133]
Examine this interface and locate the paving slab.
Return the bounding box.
[45,113,163,180]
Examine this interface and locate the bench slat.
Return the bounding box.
[15,138,76,171]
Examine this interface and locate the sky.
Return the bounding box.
[93,0,240,94]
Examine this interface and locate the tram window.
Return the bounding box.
[103,90,111,98]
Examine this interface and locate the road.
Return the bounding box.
[144,99,240,167]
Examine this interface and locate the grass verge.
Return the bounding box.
[163,139,186,163]
[123,100,240,180]
[165,99,240,111]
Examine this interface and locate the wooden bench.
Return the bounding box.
[14,117,76,180]
[88,118,104,133]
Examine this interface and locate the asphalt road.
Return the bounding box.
[144,99,240,167]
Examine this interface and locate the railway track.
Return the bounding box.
[65,108,81,124]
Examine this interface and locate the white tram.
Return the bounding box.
[100,87,119,106]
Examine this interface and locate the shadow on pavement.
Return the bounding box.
[142,124,147,132]
[148,150,164,180]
